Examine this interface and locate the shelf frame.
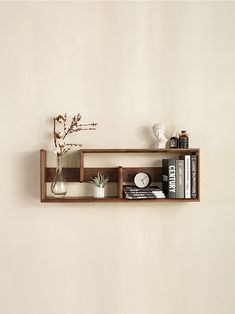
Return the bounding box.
[40,148,200,203]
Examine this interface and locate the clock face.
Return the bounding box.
[134,172,151,188]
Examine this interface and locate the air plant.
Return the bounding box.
[53,113,98,156]
[90,173,109,188]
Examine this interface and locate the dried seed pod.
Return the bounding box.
[56,115,65,123]
[55,131,62,139]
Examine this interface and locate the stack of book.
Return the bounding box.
[162,154,197,199]
[123,186,166,199]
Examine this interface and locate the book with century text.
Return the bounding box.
[162,159,176,198]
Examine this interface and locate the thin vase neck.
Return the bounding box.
[56,155,63,173]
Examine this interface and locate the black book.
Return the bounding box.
[124,192,155,196]
[124,186,161,192]
[125,195,157,199]
[162,159,176,198]
[168,159,176,198]
[162,159,168,197]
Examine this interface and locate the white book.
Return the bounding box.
[185,155,191,198]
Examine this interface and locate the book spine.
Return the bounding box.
[124,192,162,196]
[168,159,176,198]
[185,155,191,198]
[176,160,184,198]
[124,188,161,192]
[191,155,197,198]
[152,195,166,198]
[125,192,165,196]
[125,195,157,199]
[162,159,168,197]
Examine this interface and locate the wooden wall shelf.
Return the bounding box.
[40,148,200,203]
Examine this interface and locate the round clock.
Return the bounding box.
[134,172,151,188]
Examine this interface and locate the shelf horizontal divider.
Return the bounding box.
[42,196,200,203]
[45,167,163,182]
[80,148,200,153]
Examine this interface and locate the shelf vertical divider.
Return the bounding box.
[196,149,200,201]
[118,166,123,198]
[80,149,84,182]
[40,149,46,202]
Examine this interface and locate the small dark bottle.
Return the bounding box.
[179,131,189,148]
[169,130,178,148]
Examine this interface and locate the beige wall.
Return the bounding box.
[0,1,235,314]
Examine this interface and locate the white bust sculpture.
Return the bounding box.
[152,123,168,148]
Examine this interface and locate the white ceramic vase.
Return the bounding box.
[94,186,105,198]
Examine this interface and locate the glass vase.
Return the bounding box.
[51,155,67,197]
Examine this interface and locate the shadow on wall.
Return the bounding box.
[12,151,40,207]
[136,126,155,148]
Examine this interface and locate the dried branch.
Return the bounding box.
[53,113,98,156]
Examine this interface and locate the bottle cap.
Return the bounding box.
[172,130,177,137]
[181,130,186,133]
